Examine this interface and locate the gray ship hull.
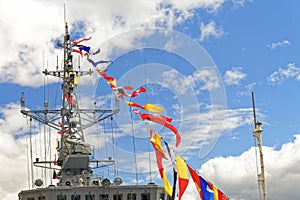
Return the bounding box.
[19,184,168,200]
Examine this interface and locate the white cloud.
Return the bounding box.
[199,21,224,41]
[172,105,254,159]
[0,133,28,200]
[0,0,227,87]
[161,69,194,95]
[223,67,246,86]
[232,0,253,9]
[193,67,222,90]
[0,102,66,199]
[267,40,291,50]
[111,133,300,200]
[197,134,300,200]
[0,0,62,87]
[0,103,57,199]
[267,63,300,85]
[161,67,222,96]
[236,82,256,97]
[168,0,225,13]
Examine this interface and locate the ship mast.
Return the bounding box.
[20,14,119,187]
[251,92,267,200]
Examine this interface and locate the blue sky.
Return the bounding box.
[1,0,300,199]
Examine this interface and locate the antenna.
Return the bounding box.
[20,12,117,187]
[251,92,267,200]
[64,4,67,24]
[252,92,257,128]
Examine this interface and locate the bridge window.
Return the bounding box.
[159,193,165,200]
[113,194,123,200]
[57,195,66,200]
[99,194,109,200]
[85,194,95,200]
[127,193,136,200]
[71,194,81,200]
[141,193,150,200]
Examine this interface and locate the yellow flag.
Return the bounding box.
[176,155,189,179]
[125,101,163,113]
[74,76,80,85]
[213,185,219,200]
[150,133,165,155]
[143,103,163,113]
[162,170,173,196]
[176,155,189,200]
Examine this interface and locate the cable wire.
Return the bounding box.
[130,108,139,185]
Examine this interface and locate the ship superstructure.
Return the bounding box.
[19,19,167,200]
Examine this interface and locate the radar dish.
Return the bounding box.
[114,177,123,186]
[34,179,43,187]
[101,178,111,187]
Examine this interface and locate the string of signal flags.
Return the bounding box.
[71,36,229,200]
[91,60,229,200]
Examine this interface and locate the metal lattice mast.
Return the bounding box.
[20,18,118,187]
[252,92,267,200]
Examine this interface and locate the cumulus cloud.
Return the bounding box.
[223,67,247,86]
[267,40,291,50]
[169,0,225,13]
[199,21,224,41]
[0,103,61,199]
[161,67,222,96]
[172,105,254,159]
[0,0,227,87]
[198,134,300,200]
[0,103,36,199]
[267,63,300,85]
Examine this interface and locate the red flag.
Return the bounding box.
[134,110,181,147]
[176,155,189,200]
[139,113,172,123]
[57,122,70,134]
[53,170,59,179]
[72,48,83,55]
[209,181,229,200]
[95,68,117,88]
[123,86,133,90]
[131,86,146,98]
[65,93,77,105]
[144,115,180,147]
[150,131,173,196]
[217,189,229,200]
[54,154,57,166]
[187,164,202,199]
[95,68,107,75]
[126,101,163,113]
[73,36,92,45]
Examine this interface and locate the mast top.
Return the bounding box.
[64,4,69,34]
[252,92,258,129]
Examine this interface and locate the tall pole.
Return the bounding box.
[252,92,267,200]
